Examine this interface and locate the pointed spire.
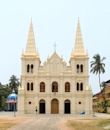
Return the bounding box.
[25,19,39,57]
[71,18,87,57]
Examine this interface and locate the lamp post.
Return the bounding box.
[13,99,16,117]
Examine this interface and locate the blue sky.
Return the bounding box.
[0,0,110,94]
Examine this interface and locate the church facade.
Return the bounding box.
[18,20,92,114]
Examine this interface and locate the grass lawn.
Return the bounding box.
[68,119,110,130]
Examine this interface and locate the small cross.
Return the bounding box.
[54,42,57,52]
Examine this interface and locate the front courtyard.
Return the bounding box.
[0,112,110,130]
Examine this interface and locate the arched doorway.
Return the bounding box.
[51,99,59,114]
[39,99,45,114]
[64,100,71,114]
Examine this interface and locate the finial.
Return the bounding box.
[77,17,81,30]
[54,42,57,52]
[30,17,33,30]
[30,17,32,24]
[78,16,80,23]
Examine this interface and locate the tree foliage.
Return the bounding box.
[0,84,11,110]
[9,75,20,94]
[90,54,106,90]
[0,75,19,111]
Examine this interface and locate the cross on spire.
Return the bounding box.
[54,42,57,52]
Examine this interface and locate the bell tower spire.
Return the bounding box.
[71,18,87,58]
[25,19,39,57]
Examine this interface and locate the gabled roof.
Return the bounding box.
[45,52,66,65]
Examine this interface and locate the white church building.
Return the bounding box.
[18,19,92,114]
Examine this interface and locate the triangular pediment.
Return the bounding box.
[47,52,64,64]
[41,52,67,75]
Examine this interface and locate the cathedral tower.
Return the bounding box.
[18,20,40,113]
[70,19,92,114]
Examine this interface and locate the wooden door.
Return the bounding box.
[51,99,59,114]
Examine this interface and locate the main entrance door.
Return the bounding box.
[64,100,70,114]
[39,99,45,114]
[51,99,59,114]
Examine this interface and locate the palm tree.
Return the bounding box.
[91,54,106,113]
[90,54,106,91]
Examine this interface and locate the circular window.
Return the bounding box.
[79,101,81,104]
[29,101,31,104]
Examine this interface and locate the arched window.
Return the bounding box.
[27,64,30,73]
[31,83,33,90]
[40,82,45,92]
[76,64,79,73]
[65,82,70,92]
[52,82,58,92]
[80,64,83,73]
[80,83,83,91]
[77,83,79,91]
[31,64,34,73]
[27,82,30,91]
